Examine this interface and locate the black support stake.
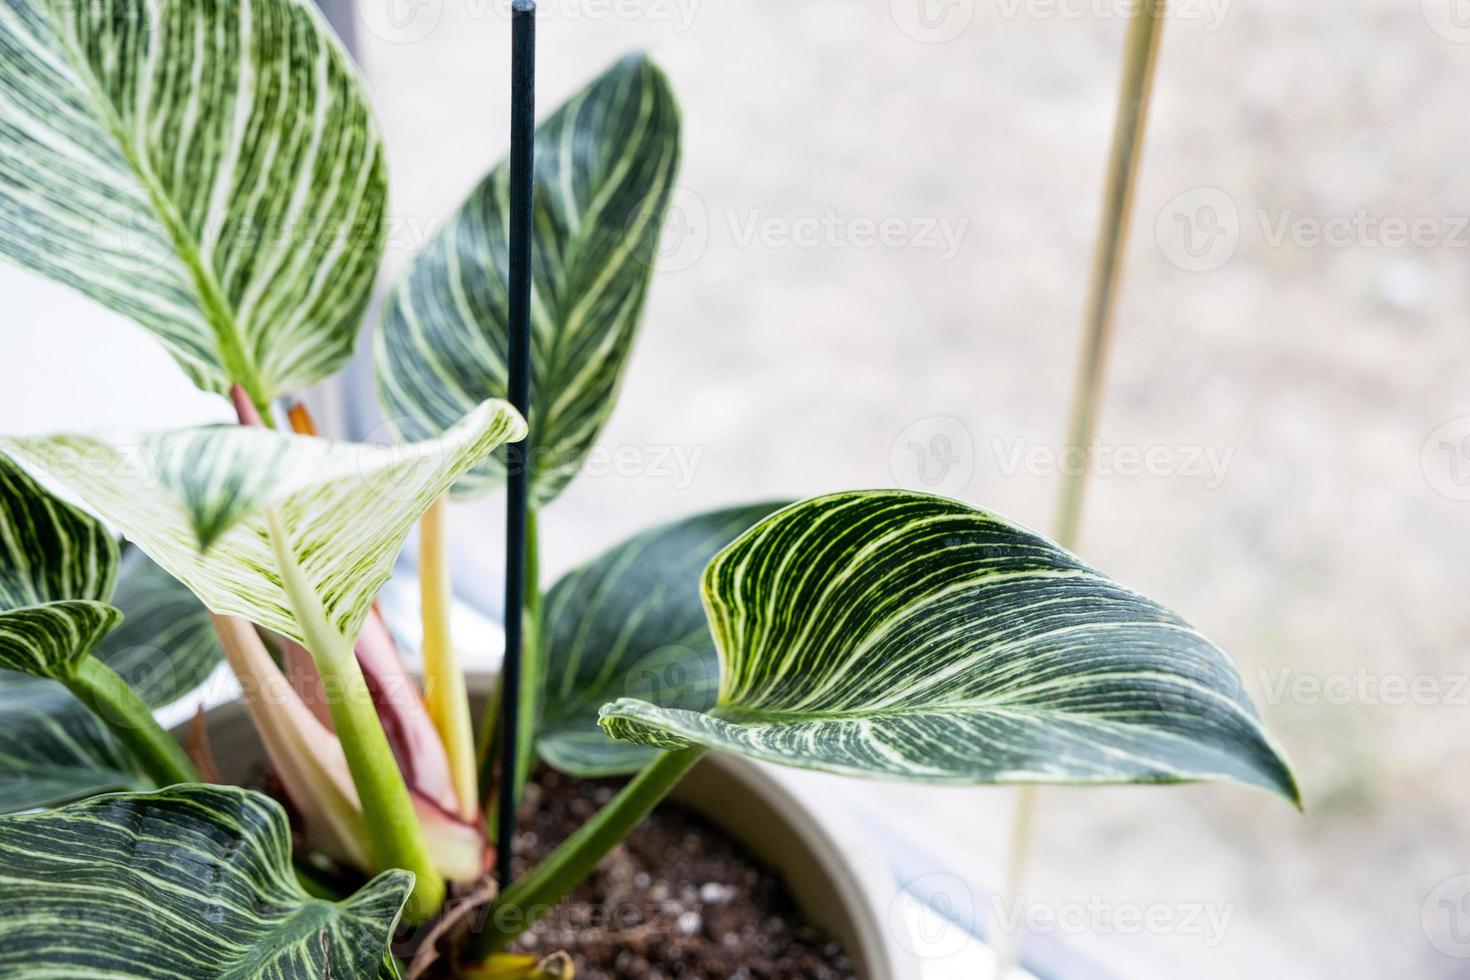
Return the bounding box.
[498,0,536,891]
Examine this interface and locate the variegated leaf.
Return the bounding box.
[600,492,1299,802]
[539,503,786,776]
[0,452,119,677]
[375,54,681,506]
[1,400,525,647]
[0,785,412,978]
[0,445,138,810]
[0,678,142,813]
[96,548,225,706]
[0,548,224,814]
[0,0,385,408]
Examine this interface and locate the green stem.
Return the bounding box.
[468,747,706,959]
[513,506,542,802]
[1000,5,1166,977]
[64,656,197,788]
[265,510,446,920]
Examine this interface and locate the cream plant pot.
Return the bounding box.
[176,695,922,980]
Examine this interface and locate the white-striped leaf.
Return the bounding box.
[600,491,1299,801]
[375,54,681,506]
[0,549,224,814]
[1,400,526,646]
[0,442,213,811]
[539,502,787,777]
[0,0,385,407]
[0,678,141,813]
[0,452,119,678]
[96,548,225,707]
[0,785,412,977]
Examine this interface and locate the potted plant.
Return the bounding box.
[0,1,1297,977]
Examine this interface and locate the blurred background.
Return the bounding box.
[2,1,1466,977]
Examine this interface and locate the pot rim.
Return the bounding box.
[174,691,923,980]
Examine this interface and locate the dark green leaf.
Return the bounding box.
[0,785,412,978]
[376,54,682,506]
[601,491,1299,802]
[539,503,786,776]
[0,549,224,814]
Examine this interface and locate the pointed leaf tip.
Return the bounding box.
[375,54,679,506]
[600,491,1300,803]
[2,400,526,648]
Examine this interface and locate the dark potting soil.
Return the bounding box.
[507,767,860,980]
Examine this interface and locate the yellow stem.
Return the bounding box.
[265,509,445,919]
[421,493,480,822]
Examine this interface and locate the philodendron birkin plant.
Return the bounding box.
[0,0,1298,976]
